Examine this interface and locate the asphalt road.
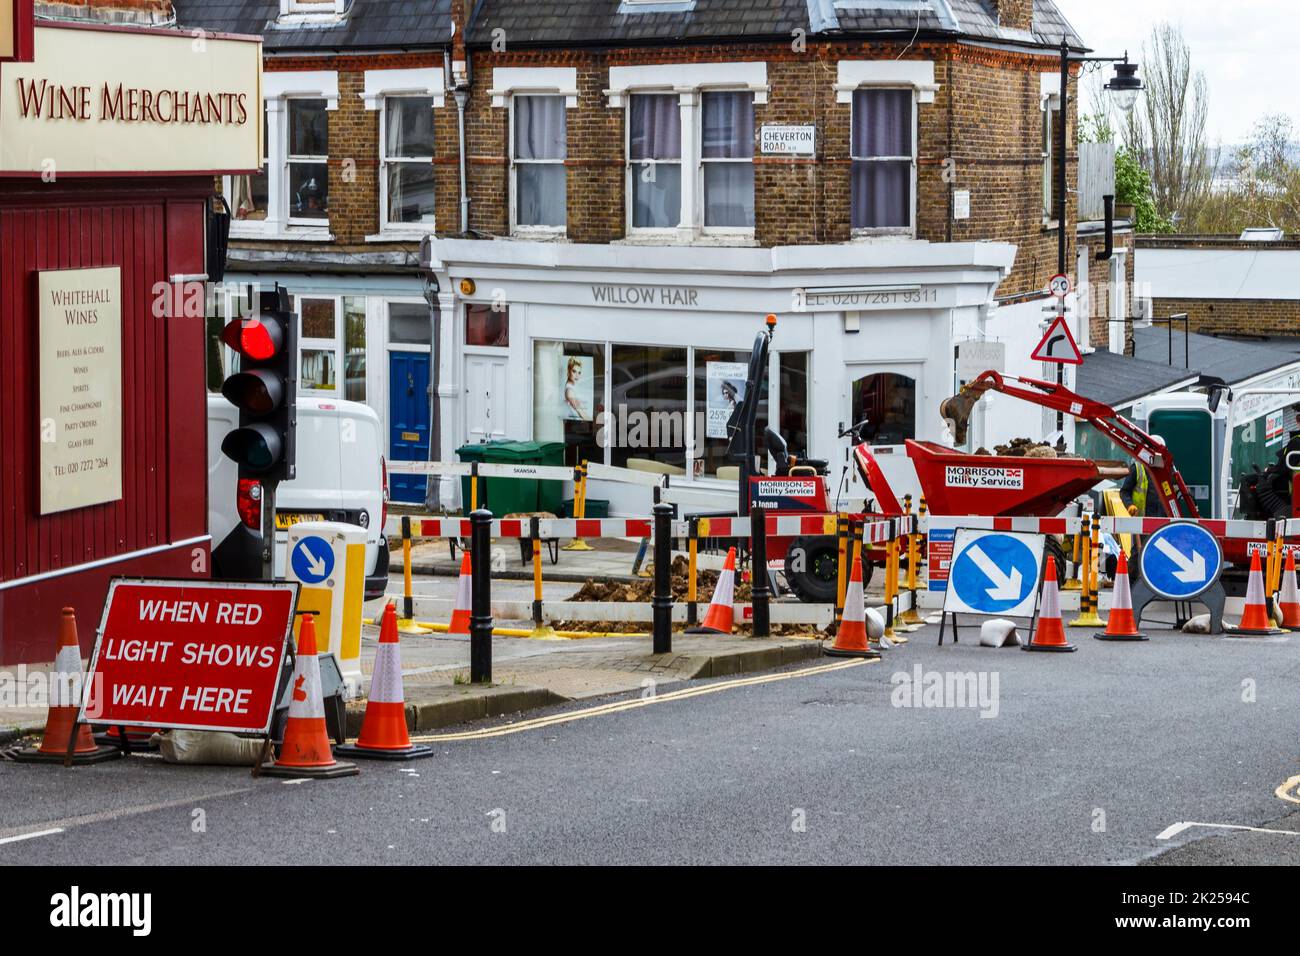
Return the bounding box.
[2,622,1298,865]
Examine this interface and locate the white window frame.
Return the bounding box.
[625,89,686,240]
[378,95,437,235]
[295,293,342,396]
[1041,78,1062,225]
[697,88,756,237]
[280,0,344,19]
[848,87,918,238]
[362,68,445,240]
[509,93,569,238]
[224,71,338,241]
[285,97,331,228]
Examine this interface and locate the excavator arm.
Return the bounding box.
[940,370,1201,519]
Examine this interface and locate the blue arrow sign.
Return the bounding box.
[950,533,1039,615]
[1139,522,1222,600]
[291,535,335,585]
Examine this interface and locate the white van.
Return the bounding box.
[208,394,390,598]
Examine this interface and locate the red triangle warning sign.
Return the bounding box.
[1030,315,1082,365]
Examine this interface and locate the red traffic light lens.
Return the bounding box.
[221,317,283,361]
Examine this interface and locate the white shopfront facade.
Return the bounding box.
[425,238,1044,515]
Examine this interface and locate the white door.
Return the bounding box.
[464,355,509,443]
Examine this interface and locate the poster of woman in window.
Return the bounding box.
[562,354,594,422]
[706,361,748,439]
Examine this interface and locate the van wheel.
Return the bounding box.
[784,535,870,603]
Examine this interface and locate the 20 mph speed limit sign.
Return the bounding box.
[1048,274,1072,298]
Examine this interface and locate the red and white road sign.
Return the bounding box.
[80,578,300,735]
[1031,315,1082,365]
[1048,273,1072,298]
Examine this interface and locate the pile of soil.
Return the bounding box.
[974,437,1068,458]
[558,554,825,637]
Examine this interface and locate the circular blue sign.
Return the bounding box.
[951,533,1038,614]
[1138,522,1222,600]
[290,535,335,584]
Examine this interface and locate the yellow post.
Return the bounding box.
[899,501,924,625]
[529,520,558,639]
[882,532,899,642]
[687,533,699,627]
[563,461,595,551]
[835,514,849,625]
[1071,514,1106,627]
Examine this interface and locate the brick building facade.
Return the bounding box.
[174,0,1139,513]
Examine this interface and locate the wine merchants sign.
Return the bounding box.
[80,579,300,735]
[0,23,262,174]
[39,267,122,515]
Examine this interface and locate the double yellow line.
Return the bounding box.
[410,658,872,743]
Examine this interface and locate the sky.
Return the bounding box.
[1055,0,1299,145]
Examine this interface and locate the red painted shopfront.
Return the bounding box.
[0,18,261,663]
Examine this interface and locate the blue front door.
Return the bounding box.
[389,350,432,503]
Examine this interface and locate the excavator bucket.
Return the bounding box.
[939,384,988,446]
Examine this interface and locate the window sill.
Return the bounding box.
[613,233,758,247]
[366,229,435,244]
[1042,219,1061,231]
[231,224,334,243]
[505,230,569,242]
[848,231,917,243]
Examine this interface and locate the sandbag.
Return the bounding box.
[157,729,265,766]
[980,618,1021,647]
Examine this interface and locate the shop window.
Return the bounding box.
[287,98,329,222]
[533,341,606,468]
[343,297,366,402]
[629,93,682,230]
[383,96,436,230]
[609,345,689,474]
[777,352,810,459]
[466,304,509,348]
[389,303,432,345]
[693,349,767,477]
[851,372,916,445]
[298,296,337,392]
[850,89,914,232]
[700,91,754,230]
[512,95,567,231]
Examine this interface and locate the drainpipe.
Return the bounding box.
[455,88,470,234]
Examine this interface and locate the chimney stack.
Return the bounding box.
[990,0,1033,33]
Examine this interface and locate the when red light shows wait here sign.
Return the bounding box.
[80,579,300,735]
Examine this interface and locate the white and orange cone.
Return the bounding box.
[447,552,472,637]
[1093,551,1148,642]
[337,603,432,760]
[1277,550,1300,630]
[261,613,358,778]
[823,556,881,659]
[10,608,121,765]
[1229,552,1283,636]
[1024,556,1076,652]
[687,547,736,635]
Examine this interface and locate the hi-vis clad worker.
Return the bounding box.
[1120,436,1165,517]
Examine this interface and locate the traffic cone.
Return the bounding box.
[1277,550,1300,630]
[448,552,472,637]
[10,608,120,765]
[1228,552,1282,636]
[823,556,881,659]
[1093,550,1148,642]
[261,613,358,779]
[336,603,432,761]
[686,547,736,635]
[1024,557,1076,652]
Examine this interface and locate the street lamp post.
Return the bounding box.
[1054,40,1143,431]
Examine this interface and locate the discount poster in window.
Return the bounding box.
[706,361,748,439]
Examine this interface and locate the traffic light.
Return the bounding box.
[220,286,297,483]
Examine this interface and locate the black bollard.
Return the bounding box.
[470,508,492,683]
[652,502,673,654]
[750,500,770,638]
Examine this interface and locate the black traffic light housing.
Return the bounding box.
[220,286,297,483]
